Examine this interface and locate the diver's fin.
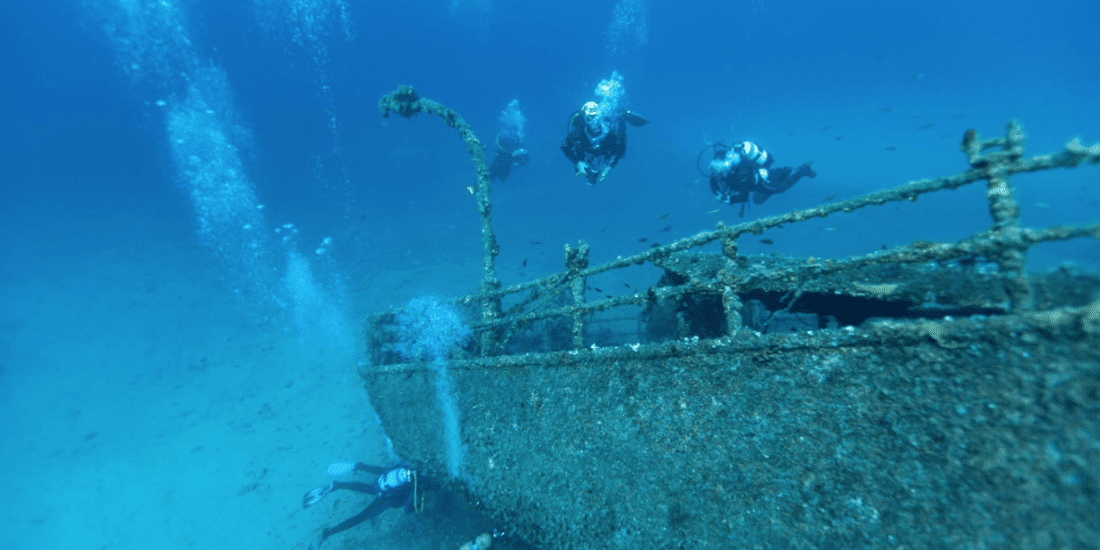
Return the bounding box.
[798,161,817,179]
[303,482,334,508]
[623,111,650,127]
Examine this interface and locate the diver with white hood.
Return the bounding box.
[561,71,648,184]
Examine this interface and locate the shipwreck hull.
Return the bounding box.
[363,298,1100,549]
[367,90,1100,549]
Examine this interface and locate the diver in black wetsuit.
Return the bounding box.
[301,463,438,549]
[704,141,816,217]
[489,130,530,182]
[562,101,628,185]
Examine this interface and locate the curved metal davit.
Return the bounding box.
[366,86,1100,549]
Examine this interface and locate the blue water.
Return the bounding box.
[0,0,1097,548]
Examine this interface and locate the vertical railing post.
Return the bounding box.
[721,286,743,336]
[564,241,590,349]
[719,226,744,335]
[961,120,1033,311]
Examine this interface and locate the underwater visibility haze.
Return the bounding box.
[0,0,1097,548]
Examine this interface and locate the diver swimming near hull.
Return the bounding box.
[702,140,816,217]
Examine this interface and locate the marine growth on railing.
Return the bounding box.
[369,87,1100,370]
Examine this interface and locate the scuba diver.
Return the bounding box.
[701,141,816,217]
[490,99,530,182]
[561,101,648,185]
[301,462,439,549]
[489,130,529,182]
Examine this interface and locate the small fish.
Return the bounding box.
[917,123,936,130]
[518,272,526,276]
[885,146,898,151]
[1034,202,1051,208]
[835,136,844,141]
[530,241,542,245]
[907,72,925,84]
[602,226,609,232]
[522,259,527,267]
[593,287,603,293]
[825,227,839,231]
[638,237,648,242]
[708,209,720,215]
[760,239,774,245]
[623,282,631,288]
[650,242,662,248]
[659,213,671,220]
[819,124,834,132]
[951,114,966,120]
[823,194,839,202]
[659,225,673,233]
[879,106,893,113]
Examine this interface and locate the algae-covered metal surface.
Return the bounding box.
[366,307,1100,549]
[364,87,1100,549]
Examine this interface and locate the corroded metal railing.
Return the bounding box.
[371,86,1100,368]
[379,86,503,351]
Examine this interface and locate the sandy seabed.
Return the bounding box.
[0,235,478,550]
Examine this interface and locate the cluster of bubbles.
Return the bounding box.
[167,66,272,290]
[274,222,332,255]
[250,0,355,219]
[251,0,353,57]
[606,0,649,55]
[499,99,526,142]
[392,296,471,479]
[90,0,356,349]
[89,1,272,295]
[85,0,198,97]
[273,222,299,242]
[595,70,628,119]
[266,219,352,348]
[282,248,353,351]
[393,297,471,362]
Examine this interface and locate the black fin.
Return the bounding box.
[623,111,650,127]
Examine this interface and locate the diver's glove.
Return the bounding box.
[512,148,530,167]
[598,166,612,182]
[575,161,588,177]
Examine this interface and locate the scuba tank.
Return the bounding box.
[377,468,411,491]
